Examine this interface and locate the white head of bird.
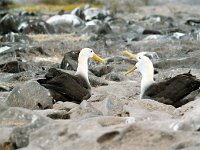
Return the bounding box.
[75,48,104,83]
[126,55,155,98]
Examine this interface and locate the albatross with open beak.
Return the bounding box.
[124,51,200,107]
[38,48,104,103]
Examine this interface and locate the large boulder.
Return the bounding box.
[60,50,80,70]
[0,104,51,149]
[0,14,55,35]
[0,60,38,73]
[19,19,56,34]
[46,14,85,33]
[6,81,53,109]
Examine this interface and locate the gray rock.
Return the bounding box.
[6,81,53,109]
[105,72,127,81]
[60,50,79,70]
[89,73,109,87]
[21,116,200,150]
[71,7,85,20]
[82,19,112,34]
[53,101,79,111]
[68,100,103,120]
[20,117,124,150]
[0,72,35,83]
[83,8,110,21]
[90,65,113,77]
[46,14,85,33]
[126,99,176,116]
[34,109,69,119]
[108,18,129,33]
[154,57,200,69]
[169,97,200,131]
[0,60,39,73]
[0,92,10,103]
[0,32,32,43]
[0,14,55,34]
[0,104,51,148]
[103,96,127,116]
[0,43,49,65]
[19,19,56,34]
[0,14,23,34]
[123,106,172,121]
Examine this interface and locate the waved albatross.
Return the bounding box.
[38,48,104,103]
[124,51,200,107]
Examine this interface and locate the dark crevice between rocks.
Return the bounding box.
[47,113,70,120]
[97,131,120,144]
[37,103,43,109]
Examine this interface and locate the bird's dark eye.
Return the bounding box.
[90,50,92,53]
[139,57,141,59]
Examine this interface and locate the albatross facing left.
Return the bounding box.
[124,52,200,108]
[38,48,104,104]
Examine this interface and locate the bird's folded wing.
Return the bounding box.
[38,72,90,101]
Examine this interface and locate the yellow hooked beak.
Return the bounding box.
[92,53,105,63]
[123,50,137,60]
[123,50,137,75]
[125,66,137,75]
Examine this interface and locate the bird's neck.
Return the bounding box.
[140,70,155,98]
[75,57,89,83]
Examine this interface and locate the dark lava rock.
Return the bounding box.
[0,14,55,35]
[142,29,162,35]
[82,20,112,34]
[0,43,49,63]
[53,101,79,111]
[0,61,38,73]
[0,14,24,34]
[0,32,32,43]
[60,50,80,70]
[6,81,53,109]
[20,19,56,34]
[185,19,200,26]
[71,7,85,20]
[0,104,51,149]
[19,11,37,17]
[90,65,113,77]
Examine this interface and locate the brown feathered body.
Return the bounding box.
[38,68,91,104]
[143,73,200,107]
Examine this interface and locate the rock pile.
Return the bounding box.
[0,3,200,150]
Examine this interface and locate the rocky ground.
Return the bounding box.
[0,1,200,150]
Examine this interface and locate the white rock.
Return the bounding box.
[46,14,84,28]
